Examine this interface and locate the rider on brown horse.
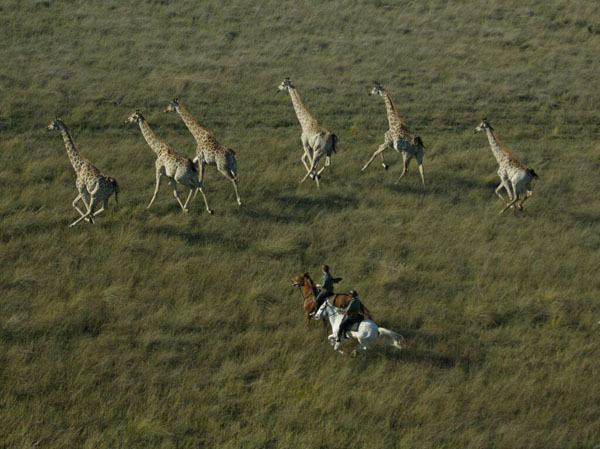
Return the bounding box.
[312,264,335,315]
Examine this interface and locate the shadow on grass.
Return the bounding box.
[276,192,358,211]
[147,224,248,251]
[388,173,488,197]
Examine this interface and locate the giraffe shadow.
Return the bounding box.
[275,193,358,211]
[388,173,492,197]
[148,224,247,250]
[239,204,311,225]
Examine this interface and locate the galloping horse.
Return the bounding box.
[291,272,372,325]
[314,299,403,357]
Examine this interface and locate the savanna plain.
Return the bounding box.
[1,1,599,448]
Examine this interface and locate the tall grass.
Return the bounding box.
[1,0,600,448]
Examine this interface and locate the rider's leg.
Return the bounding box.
[312,290,331,315]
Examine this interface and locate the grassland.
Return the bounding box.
[1,0,600,448]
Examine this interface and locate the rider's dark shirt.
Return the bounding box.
[321,272,334,292]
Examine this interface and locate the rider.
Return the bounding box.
[335,289,363,343]
[313,264,335,314]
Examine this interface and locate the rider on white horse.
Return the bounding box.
[314,292,403,355]
[335,290,363,343]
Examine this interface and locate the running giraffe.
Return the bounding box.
[363,84,425,185]
[164,99,242,206]
[474,118,538,214]
[277,78,338,188]
[46,118,119,227]
[126,110,212,214]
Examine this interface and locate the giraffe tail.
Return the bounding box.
[188,158,199,174]
[331,133,338,154]
[414,136,425,148]
[109,177,119,203]
[227,149,238,181]
[527,168,539,179]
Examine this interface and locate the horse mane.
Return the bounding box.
[304,273,318,298]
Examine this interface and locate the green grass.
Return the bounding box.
[1,0,600,448]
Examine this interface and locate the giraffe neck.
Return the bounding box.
[58,125,86,174]
[138,119,166,156]
[288,88,317,133]
[485,128,512,165]
[382,90,404,129]
[175,105,210,143]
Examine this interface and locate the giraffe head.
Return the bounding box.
[277,78,295,93]
[125,110,144,124]
[369,83,385,97]
[163,98,180,113]
[474,118,493,133]
[46,117,65,132]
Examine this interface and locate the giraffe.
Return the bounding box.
[474,118,538,214]
[163,99,242,206]
[362,84,425,185]
[46,118,119,227]
[125,110,213,214]
[277,78,338,188]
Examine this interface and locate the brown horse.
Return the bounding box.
[291,272,372,325]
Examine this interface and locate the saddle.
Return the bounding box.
[342,317,363,337]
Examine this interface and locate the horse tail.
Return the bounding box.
[109,177,119,203]
[360,304,373,320]
[331,133,338,154]
[527,168,539,179]
[378,327,403,350]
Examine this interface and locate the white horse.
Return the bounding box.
[314,299,403,357]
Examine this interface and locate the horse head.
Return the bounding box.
[291,273,305,287]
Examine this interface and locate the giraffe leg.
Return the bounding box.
[379,152,389,170]
[518,185,533,210]
[495,182,509,202]
[183,189,194,209]
[193,162,207,198]
[362,143,390,171]
[92,199,109,217]
[416,151,425,186]
[147,171,162,209]
[168,178,187,212]
[72,192,88,218]
[69,196,99,227]
[217,168,242,206]
[395,153,412,184]
[300,152,312,174]
[500,183,520,214]
[301,157,321,187]
[316,156,331,177]
[192,180,213,214]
